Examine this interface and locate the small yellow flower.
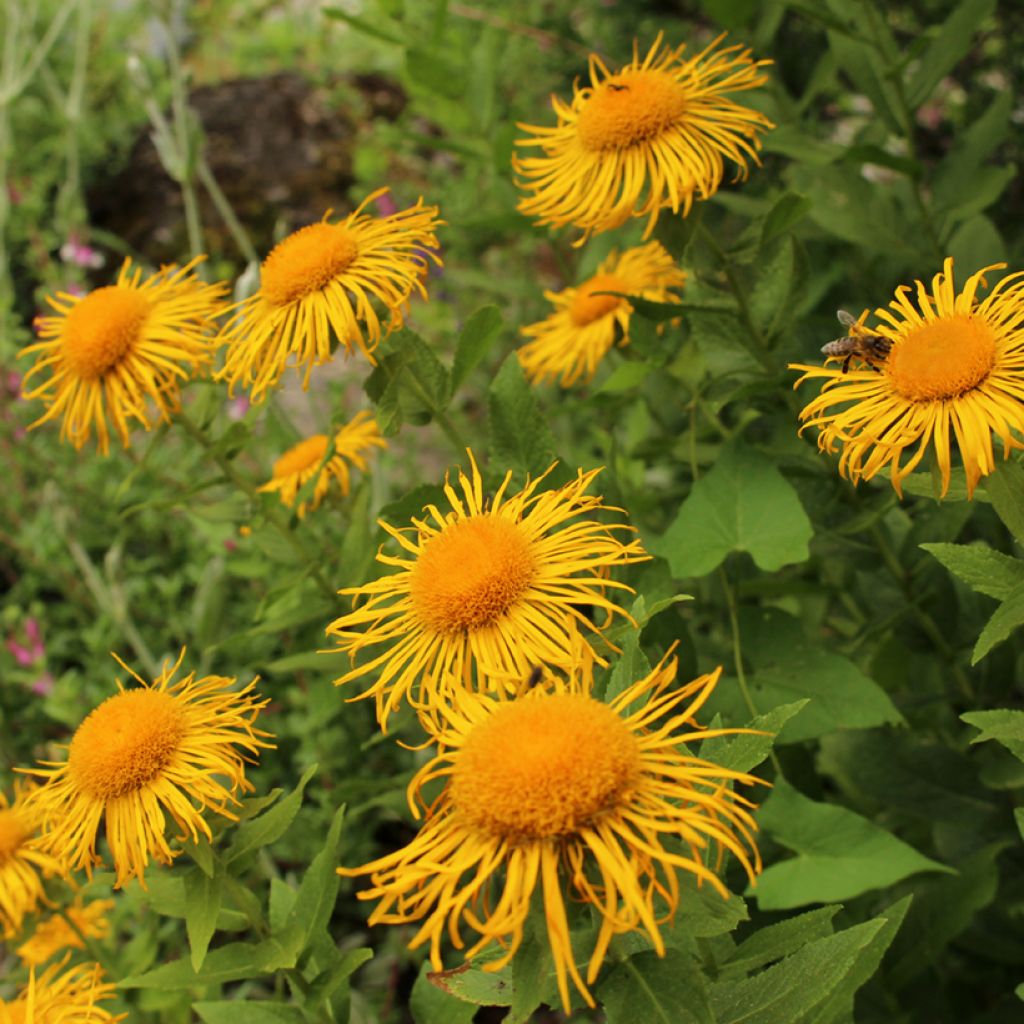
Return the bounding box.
[217,189,442,401]
[326,453,648,729]
[259,411,386,518]
[341,655,764,1011]
[24,651,272,888]
[514,33,773,244]
[19,258,227,453]
[16,897,114,967]
[0,958,124,1023]
[518,241,686,386]
[792,258,1024,497]
[0,783,61,939]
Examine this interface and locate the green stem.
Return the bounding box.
[381,359,469,455]
[197,155,259,264]
[57,904,118,978]
[176,409,337,601]
[696,222,774,372]
[56,0,90,235]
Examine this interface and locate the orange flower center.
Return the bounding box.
[451,694,641,840]
[410,516,537,635]
[68,689,187,800]
[0,807,27,861]
[62,286,150,380]
[886,315,996,401]
[570,272,628,327]
[272,435,328,478]
[261,223,359,307]
[577,70,687,152]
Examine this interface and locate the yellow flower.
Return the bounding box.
[514,33,772,244]
[326,453,648,729]
[217,189,442,401]
[0,958,124,1023]
[518,241,687,386]
[0,783,61,939]
[792,258,1024,497]
[340,655,764,1011]
[24,651,272,888]
[19,258,227,453]
[16,898,114,968]
[259,410,386,518]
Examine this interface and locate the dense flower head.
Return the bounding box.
[514,33,773,245]
[19,257,227,453]
[259,410,386,518]
[340,655,764,1010]
[217,189,443,401]
[23,651,273,888]
[0,783,61,939]
[325,452,649,730]
[0,958,124,1023]
[518,241,687,386]
[16,897,114,967]
[792,258,1024,497]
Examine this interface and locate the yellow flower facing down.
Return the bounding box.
[0,958,124,1023]
[19,258,227,453]
[518,241,687,387]
[24,651,272,888]
[340,655,764,1011]
[217,189,442,401]
[259,410,386,518]
[16,897,114,968]
[514,33,773,245]
[792,258,1024,497]
[0,783,61,939]
[326,453,648,730]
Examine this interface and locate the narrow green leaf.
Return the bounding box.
[961,709,1024,762]
[598,949,713,1024]
[451,305,502,392]
[119,936,299,988]
[664,874,749,943]
[723,907,841,975]
[760,192,811,249]
[185,865,224,971]
[972,581,1024,664]
[322,7,403,42]
[488,355,556,475]
[700,700,808,773]
[410,961,477,1024]
[227,764,317,863]
[605,630,652,702]
[983,460,1024,544]
[754,781,950,910]
[921,542,1024,600]
[304,948,374,1013]
[194,1002,307,1024]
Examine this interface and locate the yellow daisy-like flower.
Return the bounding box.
[792,258,1024,497]
[0,783,61,939]
[514,33,773,245]
[340,655,764,1011]
[0,958,124,1023]
[23,651,272,888]
[259,410,387,518]
[19,257,227,453]
[16,898,115,968]
[326,453,648,729]
[518,241,687,386]
[217,189,442,401]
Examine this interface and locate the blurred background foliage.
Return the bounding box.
[2,0,1024,1021]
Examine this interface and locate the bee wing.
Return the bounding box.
[836,309,856,327]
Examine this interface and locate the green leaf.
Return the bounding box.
[750,236,795,334]
[754,781,950,910]
[760,192,811,249]
[652,445,812,578]
[598,949,713,1024]
[711,900,909,1024]
[922,542,1024,600]
[424,960,514,1007]
[185,864,224,971]
[664,873,749,943]
[906,0,997,108]
[947,215,1005,274]
[410,961,477,1024]
[934,93,1012,212]
[406,47,468,99]
[961,709,1024,762]
[605,630,651,702]
[194,1003,307,1024]
[723,907,841,975]
[972,581,1024,664]
[227,764,317,863]
[322,6,403,42]
[451,305,502,392]
[488,355,557,476]
[120,936,301,987]
[983,460,1024,544]
[700,700,808,773]
[304,948,374,1014]
[365,329,451,432]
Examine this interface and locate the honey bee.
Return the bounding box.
[821,309,892,373]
